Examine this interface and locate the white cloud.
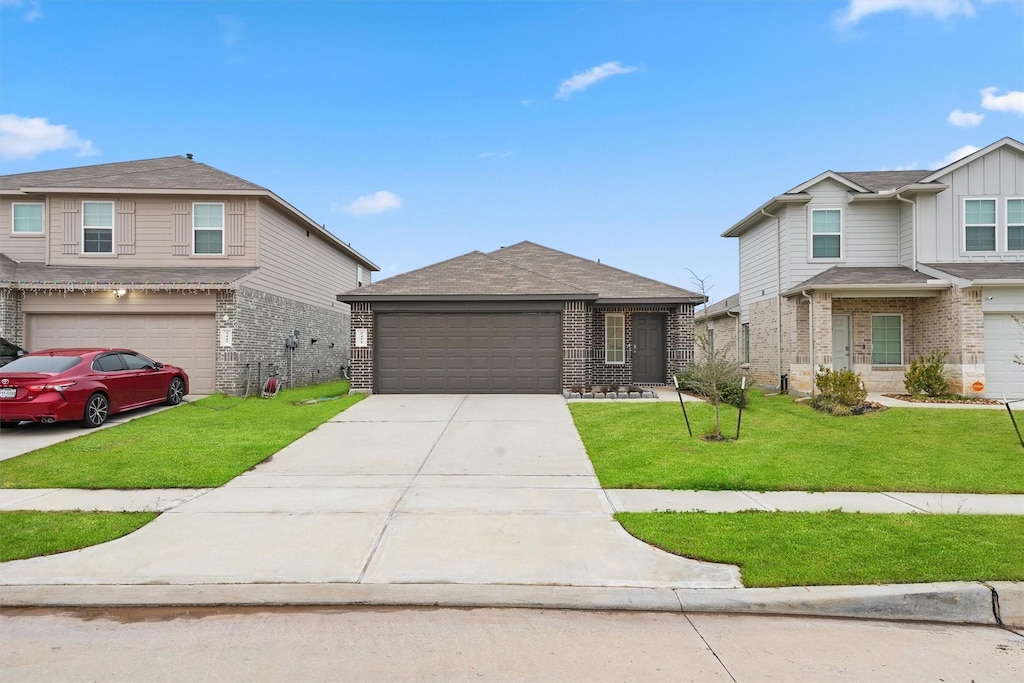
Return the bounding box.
[980,86,1024,114]
[0,0,42,22]
[948,109,984,126]
[835,0,980,27]
[555,61,638,101]
[931,144,980,169]
[0,114,98,159]
[218,15,245,47]
[337,190,403,217]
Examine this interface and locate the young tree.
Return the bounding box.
[687,270,742,440]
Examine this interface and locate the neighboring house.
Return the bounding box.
[722,137,1024,400]
[0,156,378,394]
[694,293,746,367]
[337,241,704,393]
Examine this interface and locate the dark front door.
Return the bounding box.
[632,314,665,384]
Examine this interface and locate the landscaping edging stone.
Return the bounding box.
[563,390,658,399]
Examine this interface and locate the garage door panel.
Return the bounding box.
[377,312,561,394]
[985,313,1024,400]
[27,313,216,394]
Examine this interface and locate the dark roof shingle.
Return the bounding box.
[924,263,1024,281]
[0,156,264,192]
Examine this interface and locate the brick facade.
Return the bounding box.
[346,301,697,393]
[745,285,987,395]
[0,288,23,345]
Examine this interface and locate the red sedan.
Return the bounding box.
[0,348,189,429]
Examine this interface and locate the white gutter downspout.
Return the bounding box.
[726,308,739,364]
[895,192,916,271]
[801,289,815,396]
[762,208,783,389]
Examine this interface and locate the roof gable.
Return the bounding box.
[921,137,1024,183]
[340,241,702,302]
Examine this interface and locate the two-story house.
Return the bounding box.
[0,156,378,395]
[721,137,1024,400]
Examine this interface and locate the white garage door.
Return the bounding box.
[984,313,1024,400]
[26,314,216,393]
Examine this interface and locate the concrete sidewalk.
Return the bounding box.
[4,487,1023,515]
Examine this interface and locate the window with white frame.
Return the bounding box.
[1008,199,1024,251]
[811,209,842,259]
[82,201,114,254]
[964,199,996,252]
[12,202,44,234]
[742,323,750,364]
[871,314,902,365]
[605,313,625,364]
[193,203,224,255]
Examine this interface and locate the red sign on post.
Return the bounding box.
[972,381,984,392]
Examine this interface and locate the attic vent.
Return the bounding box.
[186,153,194,160]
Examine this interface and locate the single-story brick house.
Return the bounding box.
[337,241,704,393]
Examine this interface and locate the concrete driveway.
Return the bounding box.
[0,394,741,589]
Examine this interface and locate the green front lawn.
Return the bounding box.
[617,511,1024,587]
[0,380,363,489]
[0,511,157,562]
[569,392,1023,493]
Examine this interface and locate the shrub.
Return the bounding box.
[814,366,866,407]
[676,366,744,407]
[904,350,950,397]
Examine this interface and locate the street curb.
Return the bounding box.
[2,581,1018,626]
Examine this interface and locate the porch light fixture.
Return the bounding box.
[114,288,128,298]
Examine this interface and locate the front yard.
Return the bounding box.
[569,391,1023,493]
[572,391,1024,587]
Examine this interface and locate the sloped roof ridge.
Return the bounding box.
[488,240,701,297]
[350,250,489,293]
[0,155,267,191]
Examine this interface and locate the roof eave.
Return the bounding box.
[781,282,950,298]
[9,187,267,196]
[336,293,598,303]
[722,193,812,237]
[596,297,704,305]
[847,183,949,201]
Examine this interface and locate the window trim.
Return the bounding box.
[81,200,115,255]
[192,202,225,256]
[963,197,997,253]
[605,312,625,365]
[11,202,45,236]
[809,207,844,261]
[741,322,750,365]
[870,314,903,366]
[1007,197,1024,251]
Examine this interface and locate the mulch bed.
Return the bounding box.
[883,393,1004,406]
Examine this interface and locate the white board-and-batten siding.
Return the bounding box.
[245,203,359,310]
[917,146,1024,262]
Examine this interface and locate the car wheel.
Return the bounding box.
[166,377,185,406]
[81,393,110,428]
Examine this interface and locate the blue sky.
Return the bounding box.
[2,0,1022,301]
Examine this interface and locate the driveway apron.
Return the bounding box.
[0,395,740,589]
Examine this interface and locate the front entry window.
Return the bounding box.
[605,313,625,364]
[871,315,902,365]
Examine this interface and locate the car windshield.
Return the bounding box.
[1,355,81,373]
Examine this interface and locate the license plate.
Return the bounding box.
[0,388,15,399]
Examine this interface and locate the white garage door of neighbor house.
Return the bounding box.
[984,313,1024,400]
[26,314,216,394]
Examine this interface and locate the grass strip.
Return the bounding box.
[0,380,363,489]
[617,511,1024,587]
[0,510,157,562]
[570,391,1024,493]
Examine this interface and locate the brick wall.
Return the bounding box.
[562,301,590,388]
[748,297,780,388]
[349,302,374,392]
[218,286,351,395]
[591,304,694,386]
[0,288,23,344]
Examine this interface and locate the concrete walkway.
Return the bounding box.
[0,395,740,589]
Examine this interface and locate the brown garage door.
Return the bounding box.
[26,313,216,393]
[376,312,561,393]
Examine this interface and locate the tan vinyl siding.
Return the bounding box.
[738,215,779,306]
[245,202,359,309]
[45,195,259,267]
[0,196,48,263]
[899,198,915,267]
[921,147,1024,262]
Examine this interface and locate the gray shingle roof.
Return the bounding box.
[0,156,265,192]
[783,266,940,296]
[0,258,256,290]
[924,262,1024,281]
[833,170,931,192]
[340,241,702,302]
[696,293,740,320]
